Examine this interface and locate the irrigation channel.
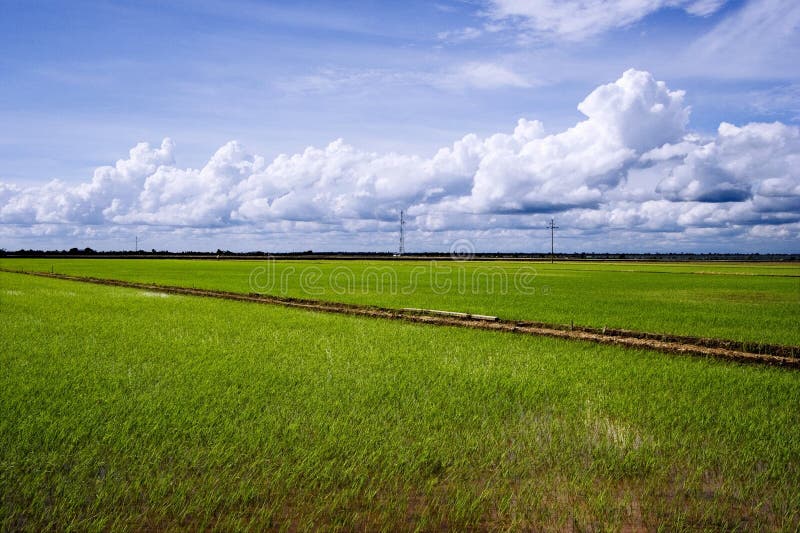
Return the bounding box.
[4,268,799,369]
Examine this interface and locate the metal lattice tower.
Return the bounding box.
[546,218,559,263]
[399,210,405,255]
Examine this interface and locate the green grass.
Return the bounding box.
[2,258,798,345]
[1,271,799,530]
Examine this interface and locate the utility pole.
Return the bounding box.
[135,235,138,253]
[398,210,405,256]
[546,218,559,263]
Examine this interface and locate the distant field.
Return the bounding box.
[1,271,799,530]
[2,258,798,345]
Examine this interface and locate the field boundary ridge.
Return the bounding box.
[3,268,798,369]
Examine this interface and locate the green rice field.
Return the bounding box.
[1,261,799,530]
[2,258,798,344]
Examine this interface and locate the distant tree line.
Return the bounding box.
[0,248,797,261]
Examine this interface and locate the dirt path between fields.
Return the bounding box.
[4,268,798,369]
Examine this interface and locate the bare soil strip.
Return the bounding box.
[4,268,799,369]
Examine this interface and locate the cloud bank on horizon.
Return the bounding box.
[1,69,799,252]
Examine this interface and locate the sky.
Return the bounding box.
[0,0,799,253]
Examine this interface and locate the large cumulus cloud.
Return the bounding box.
[653,121,800,204]
[453,69,689,214]
[1,69,798,251]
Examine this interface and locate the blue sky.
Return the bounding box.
[1,0,799,252]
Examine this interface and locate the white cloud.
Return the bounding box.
[686,0,800,78]
[748,83,800,122]
[483,0,729,42]
[448,69,688,213]
[439,62,533,90]
[655,121,800,203]
[277,62,532,94]
[1,138,175,225]
[437,26,484,43]
[692,0,800,55]
[683,0,728,16]
[2,69,798,252]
